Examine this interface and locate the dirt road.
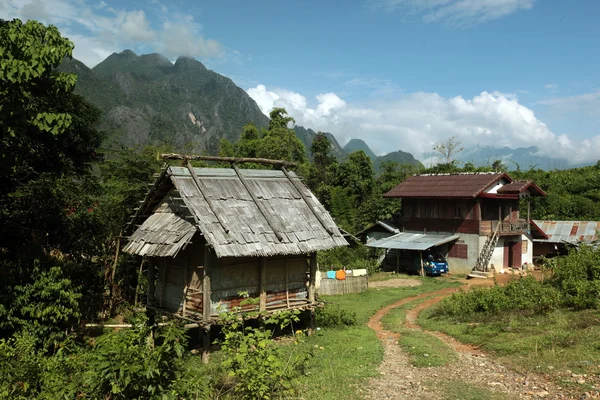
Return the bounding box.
[364,278,563,399]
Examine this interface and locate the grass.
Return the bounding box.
[427,380,515,400]
[381,297,457,368]
[296,276,463,399]
[420,307,600,380]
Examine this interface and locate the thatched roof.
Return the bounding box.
[123,166,348,258]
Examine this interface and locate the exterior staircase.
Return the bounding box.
[469,222,501,278]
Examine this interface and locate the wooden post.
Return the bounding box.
[285,257,290,308]
[147,258,154,307]
[161,153,298,167]
[259,258,267,311]
[396,251,400,273]
[182,255,189,317]
[419,250,424,277]
[308,252,317,304]
[202,245,212,321]
[201,326,210,364]
[159,259,167,307]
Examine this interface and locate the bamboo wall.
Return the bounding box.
[151,249,311,319]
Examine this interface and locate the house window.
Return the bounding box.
[455,206,462,218]
[448,243,468,259]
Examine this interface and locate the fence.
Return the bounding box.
[318,275,368,295]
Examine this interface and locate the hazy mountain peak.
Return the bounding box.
[174,56,207,71]
[343,139,377,160]
[120,49,137,57]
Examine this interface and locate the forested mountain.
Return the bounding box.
[59,50,347,157]
[59,51,269,154]
[61,50,423,165]
[343,139,377,160]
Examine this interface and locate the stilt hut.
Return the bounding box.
[123,156,347,333]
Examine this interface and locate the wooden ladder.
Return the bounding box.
[470,222,501,277]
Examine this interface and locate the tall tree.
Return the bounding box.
[259,108,306,164]
[334,150,374,204]
[0,19,106,340]
[433,136,463,165]
[306,133,337,202]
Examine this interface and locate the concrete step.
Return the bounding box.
[468,270,494,279]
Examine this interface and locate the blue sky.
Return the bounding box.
[4,0,600,164]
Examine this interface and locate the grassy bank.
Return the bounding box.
[420,308,600,379]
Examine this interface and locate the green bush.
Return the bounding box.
[216,310,312,400]
[9,264,82,349]
[315,304,358,328]
[551,245,600,310]
[0,314,189,399]
[431,276,560,319]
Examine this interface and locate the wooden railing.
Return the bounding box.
[480,220,529,235]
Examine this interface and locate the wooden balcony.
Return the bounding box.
[480,220,529,236]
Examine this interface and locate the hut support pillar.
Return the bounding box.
[202,245,212,363]
[308,252,317,304]
[259,258,267,311]
[147,259,154,307]
[201,326,210,364]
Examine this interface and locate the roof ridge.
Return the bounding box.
[417,171,502,177]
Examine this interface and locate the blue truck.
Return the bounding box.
[411,252,449,276]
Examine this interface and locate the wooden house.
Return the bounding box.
[367,172,545,276]
[123,159,347,334]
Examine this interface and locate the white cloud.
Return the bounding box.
[373,0,535,25]
[537,90,600,117]
[247,85,600,165]
[5,0,224,67]
[157,16,222,59]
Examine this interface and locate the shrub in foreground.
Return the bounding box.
[430,276,560,319]
[551,245,600,310]
[315,304,358,327]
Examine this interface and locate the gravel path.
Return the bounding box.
[369,278,423,289]
[363,285,567,400]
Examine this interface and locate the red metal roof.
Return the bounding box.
[532,220,600,243]
[497,180,546,196]
[384,173,509,199]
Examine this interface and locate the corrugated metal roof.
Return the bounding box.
[384,172,507,199]
[366,232,460,251]
[532,220,600,243]
[124,166,348,258]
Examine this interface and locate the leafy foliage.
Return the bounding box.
[551,245,600,309]
[431,246,600,321]
[215,307,312,400]
[512,163,600,220]
[0,317,188,399]
[431,276,560,319]
[315,304,357,328]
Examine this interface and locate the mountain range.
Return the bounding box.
[343,139,422,170]
[60,50,582,171]
[59,50,352,160]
